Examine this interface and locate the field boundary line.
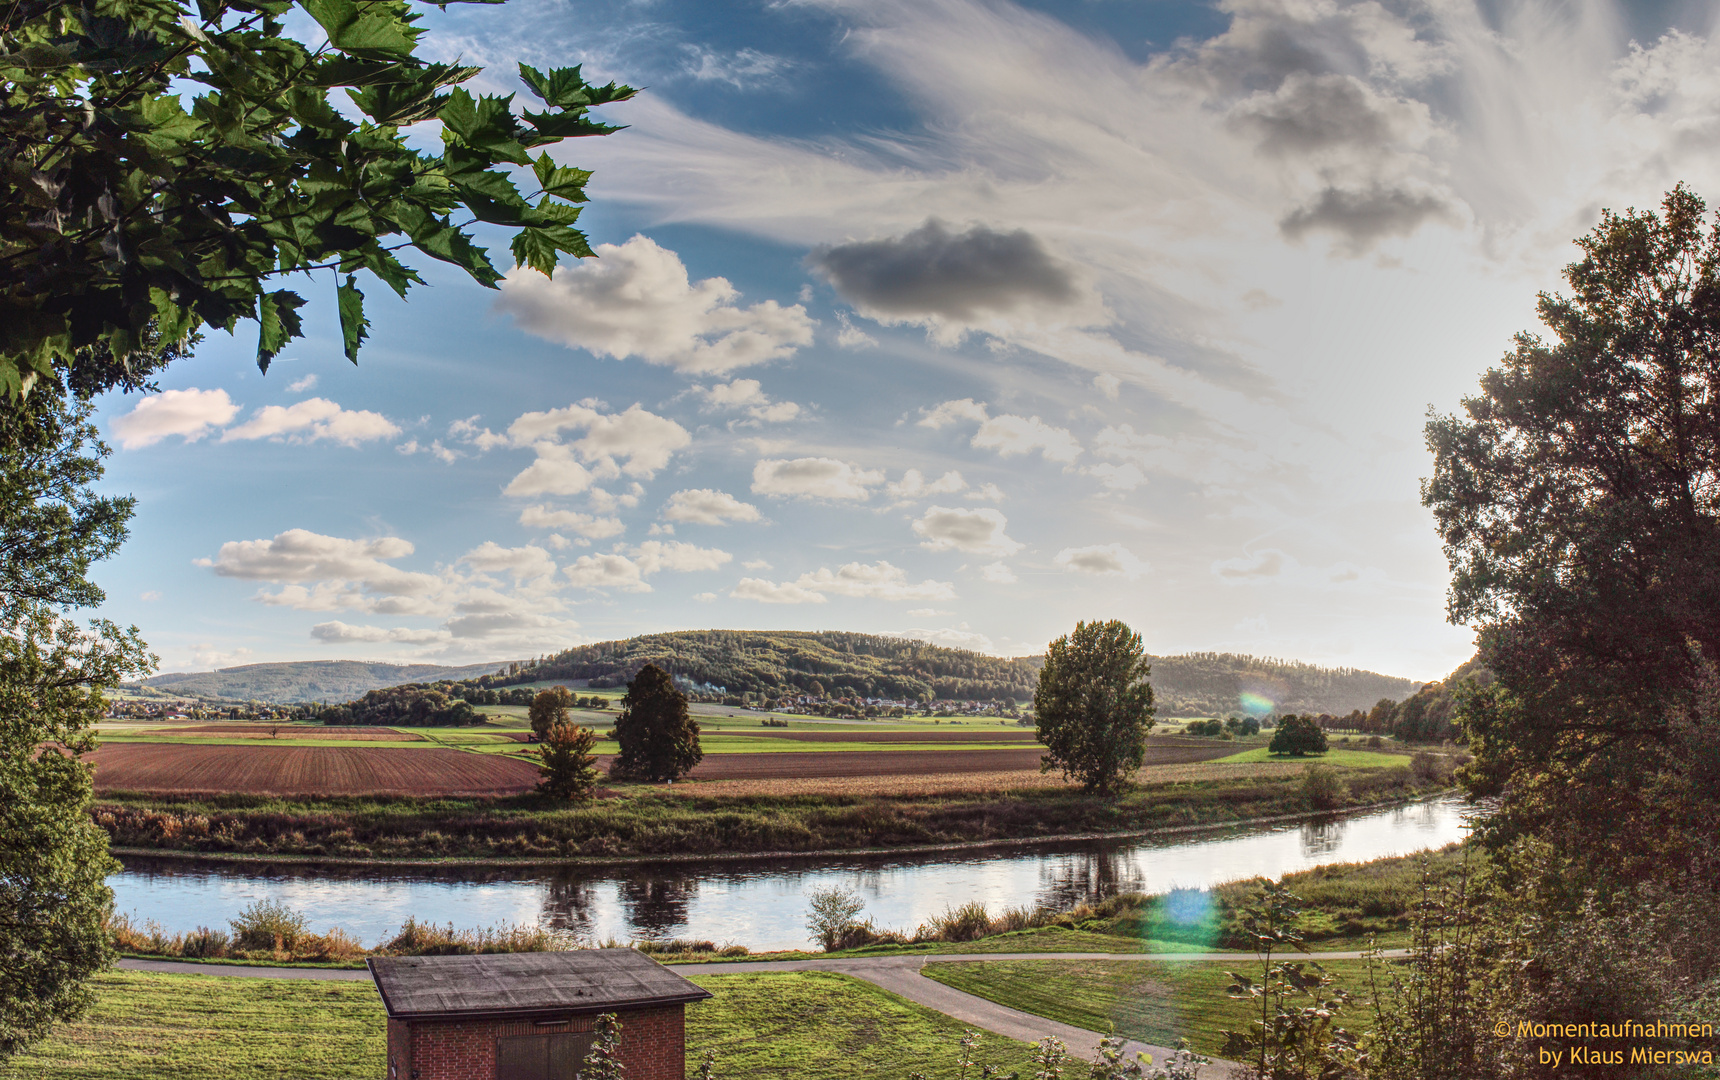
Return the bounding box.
[107,790,1460,869]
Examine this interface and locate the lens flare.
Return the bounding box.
[1239,691,1273,716]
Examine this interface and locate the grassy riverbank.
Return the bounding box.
[94,766,1444,861]
[0,970,1041,1080]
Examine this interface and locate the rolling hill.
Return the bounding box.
[498,631,1422,715]
[139,660,514,703]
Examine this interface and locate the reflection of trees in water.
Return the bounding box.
[618,875,699,938]
[1300,818,1347,858]
[539,872,599,937]
[1035,848,1147,911]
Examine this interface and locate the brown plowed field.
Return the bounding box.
[154,724,424,741]
[731,730,1036,744]
[90,744,538,796]
[661,739,1238,781]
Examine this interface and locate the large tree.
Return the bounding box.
[610,664,701,782]
[1,0,632,400]
[1033,620,1156,794]
[0,391,153,1059]
[1424,184,1720,885]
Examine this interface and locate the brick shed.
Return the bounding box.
[368,950,712,1080]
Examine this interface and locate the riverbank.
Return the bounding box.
[95,765,1446,863]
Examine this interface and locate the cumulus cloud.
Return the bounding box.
[311,621,448,644]
[663,488,762,525]
[809,219,1087,340]
[219,398,400,446]
[981,561,1018,584]
[917,398,991,430]
[564,552,650,592]
[460,542,557,582]
[752,457,884,500]
[110,388,239,449]
[398,439,458,464]
[888,469,966,500]
[507,402,691,479]
[563,541,732,593]
[518,504,625,539]
[199,530,436,598]
[496,235,815,373]
[1279,183,1462,253]
[288,374,319,393]
[732,560,956,603]
[912,506,1023,556]
[1228,72,1429,158]
[696,379,801,424]
[504,444,596,498]
[834,313,878,348]
[1054,543,1148,581]
[918,399,1082,463]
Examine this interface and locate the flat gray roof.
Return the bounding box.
[368,950,712,1021]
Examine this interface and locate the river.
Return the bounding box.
[110,794,1475,952]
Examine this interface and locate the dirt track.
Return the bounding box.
[90,743,539,796]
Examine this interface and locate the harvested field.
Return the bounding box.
[670,759,1316,798]
[150,724,425,742]
[661,739,1236,782]
[726,729,1036,744]
[89,744,539,796]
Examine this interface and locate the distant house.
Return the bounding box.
[368,950,711,1080]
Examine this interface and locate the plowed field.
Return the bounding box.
[154,724,424,741]
[664,739,1236,781]
[90,744,538,796]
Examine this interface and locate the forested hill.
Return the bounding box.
[512,631,1040,702]
[1146,652,1421,717]
[140,660,512,703]
[502,631,1422,714]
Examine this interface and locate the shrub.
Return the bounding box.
[1303,763,1348,810]
[919,900,994,943]
[230,899,310,952]
[805,886,867,951]
[1367,735,1384,749]
[180,927,230,959]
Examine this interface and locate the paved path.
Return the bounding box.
[118,949,1406,1075]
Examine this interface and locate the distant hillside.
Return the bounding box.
[503,631,1420,714]
[141,660,514,704]
[1146,652,1422,717]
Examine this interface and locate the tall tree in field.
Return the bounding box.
[528,687,573,741]
[611,664,702,782]
[1033,620,1156,794]
[535,721,598,802]
[1425,183,1720,884]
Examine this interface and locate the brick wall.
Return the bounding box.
[397,1005,686,1080]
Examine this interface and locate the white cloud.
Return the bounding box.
[912,506,1023,556]
[1054,543,1148,581]
[564,552,650,592]
[199,530,435,596]
[752,457,885,500]
[311,621,448,644]
[734,560,956,604]
[697,379,802,424]
[1083,461,1146,491]
[628,540,733,575]
[220,398,401,447]
[920,399,1081,463]
[139,590,162,601]
[397,439,459,464]
[906,607,950,616]
[981,561,1018,584]
[505,444,597,497]
[518,505,625,539]
[966,482,1007,502]
[460,542,557,582]
[110,388,239,449]
[743,558,773,570]
[1093,373,1121,400]
[495,234,815,374]
[563,541,732,593]
[730,577,828,604]
[663,488,762,525]
[1213,550,1288,581]
[885,626,997,652]
[189,643,253,669]
[288,374,319,393]
[888,468,966,500]
[449,416,511,451]
[505,402,691,482]
[835,312,878,348]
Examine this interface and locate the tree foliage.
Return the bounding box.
[610,663,701,782]
[527,686,572,740]
[0,0,633,399]
[1033,620,1156,794]
[319,683,477,726]
[1424,184,1720,883]
[1267,715,1328,757]
[534,720,597,802]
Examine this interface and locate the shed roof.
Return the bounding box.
[367,950,712,1021]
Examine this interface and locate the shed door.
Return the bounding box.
[496,1033,596,1080]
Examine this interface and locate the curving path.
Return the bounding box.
[116,950,1405,1074]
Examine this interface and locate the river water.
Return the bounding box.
[111,795,1475,952]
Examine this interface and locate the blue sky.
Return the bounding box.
[88,0,1720,679]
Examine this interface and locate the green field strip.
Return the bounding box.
[1210,747,1407,768]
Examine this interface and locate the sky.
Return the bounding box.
[86,0,1720,680]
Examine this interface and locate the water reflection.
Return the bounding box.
[111,794,1475,952]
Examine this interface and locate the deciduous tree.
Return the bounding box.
[611,664,701,781]
[528,687,572,741]
[1033,620,1155,794]
[1267,714,1328,757]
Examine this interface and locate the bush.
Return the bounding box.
[1367,735,1384,748]
[804,886,868,951]
[230,899,310,952]
[1269,714,1329,756]
[919,900,994,943]
[180,927,230,959]
[1303,763,1348,810]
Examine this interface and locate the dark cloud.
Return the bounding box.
[808,220,1076,321]
[1279,184,1460,252]
[1229,73,1404,156]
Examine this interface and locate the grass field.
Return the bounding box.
[1213,746,1409,768]
[0,970,1039,1080]
[922,958,1380,1057]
